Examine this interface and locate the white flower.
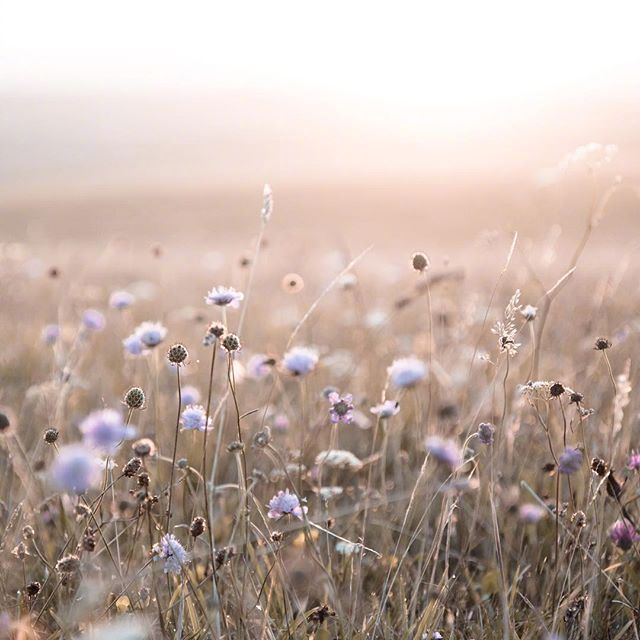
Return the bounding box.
[205,286,244,308]
[152,534,190,574]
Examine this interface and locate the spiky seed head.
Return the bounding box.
[44,427,59,444]
[168,343,188,364]
[25,581,41,597]
[411,252,430,272]
[190,516,206,538]
[221,333,241,352]
[594,336,612,350]
[123,457,142,478]
[124,386,145,409]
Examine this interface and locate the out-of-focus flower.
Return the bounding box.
[628,451,640,470]
[519,503,547,524]
[134,321,167,348]
[558,448,583,475]
[247,354,272,380]
[282,346,319,376]
[609,518,640,550]
[42,324,61,346]
[520,304,538,321]
[370,400,400,419]
[50,444,102,494]
[315,449,363,471]
[477,422,495,445]
[109,290,135,310]
[123,333,146,356]
[181,385,201,405]
[335,540,361,555]
[267,489,307,520]
[77,618,148,640]
[425,436,462,468]
[152,534,190,573]
[180,405,211,432]
[328,392,354,424]
[79,409,136,454]
[205,286,244,308]
[273,413,289,432]
[82,309,106,332]
[388,357,427,388]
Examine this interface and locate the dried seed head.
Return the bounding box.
[227,440,245,453]
[221,333,241,353]
[190,516,206,538]
[56,554,81,576]
[25,581,41,597]
[570,391,584,404]
[132,437,156,458]
[549,382,565,398]
[252,426,272,449]
[591,457,608,477]
[168,344,188,364]
[571,511,587,528]
[177,458,188,469]
[411,252,430,272]
[270,530,283,543]
[123,457,143,478]
[207,322,226,339]
[12,542,27,560]
[0,408,13,435]
[22,525,34,540]
[44,427,59,444]
[594,336,612,351]
[137,472,150,487]
[82,529,96,552]
[124,387,145,409]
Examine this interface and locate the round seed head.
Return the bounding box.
[549,382,565,397]
[190,516,206,538]
[168,343,188,364]
[124,386,145,409]
[411,252,430,272]
[25,581,41,597]
[594,336,612,350]
[208,322,226,338]
[132,437,156,458]
[0,408,14,435]
[44,427,59,444]
[221,333,241,352]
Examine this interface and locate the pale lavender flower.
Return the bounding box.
[152,533,190,573]
[42,324,60,346]
[477,422,495,445]
[425,436,462,468]
[82,309,106,332]
[267,489,307,520]
[328,392,354,424]
[180,405,211,432]
[181,385,201,406]
[609,518,640,550]
[205,286,244,308]
[558,447,582,474]
[628,451,640,470]
[370,400,400,419]
[273,413,289,433]
[79,409,136,454]
[518,503,547,524]
[134,321,167,348]
[247,354,272,380]
[282,346,318,376]
[123,333,146,356]
[388,356,427,388]
[109,290,135,310]
[50,444,102,494]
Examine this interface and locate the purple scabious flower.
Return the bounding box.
[370,400,400,419]
[180,405,211,432]
[79,409,136,454]
[42,324,61,346]
[109,290,135,310]
[205,286,244,308]
[609,518,640,550]
[388,356,427,388]
[123,333,146,356]
[267,489,307,520]
[282,346,318,376]
[134,321,167,348]
[247,354,271,380]
[477,422,495,446]
[628,451,640,470]
[82,309,106,332]
[328,392,354,424]
[152,533,190,573]
[425,436,462,468]
[558,447,583,474]
[518,503,547,523]
[181,385,201,406]
[50,444,102,494]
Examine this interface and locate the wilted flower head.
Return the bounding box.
[152,534,190,573]
[42,324,61,346]
[477,422,495,445]
[388,357,427,388]
[425,436,463,468]
[123,333,145,356]
[370,400,400,419]
[180,405,211,432]
[81,309,106,332]
[205,286,244,308]
[519,503,547,524]
[609,518,640,550]
[267,489,307,520]
[50,444,102,494]
[282,346,319,376]
[134,321,167,348]
[181,385,201,405]
[109,290,135,310]
[328,392,354,424]
[558,447,583,475]
[79,409,136,454]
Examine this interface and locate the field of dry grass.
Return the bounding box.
[0,166,640,639]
